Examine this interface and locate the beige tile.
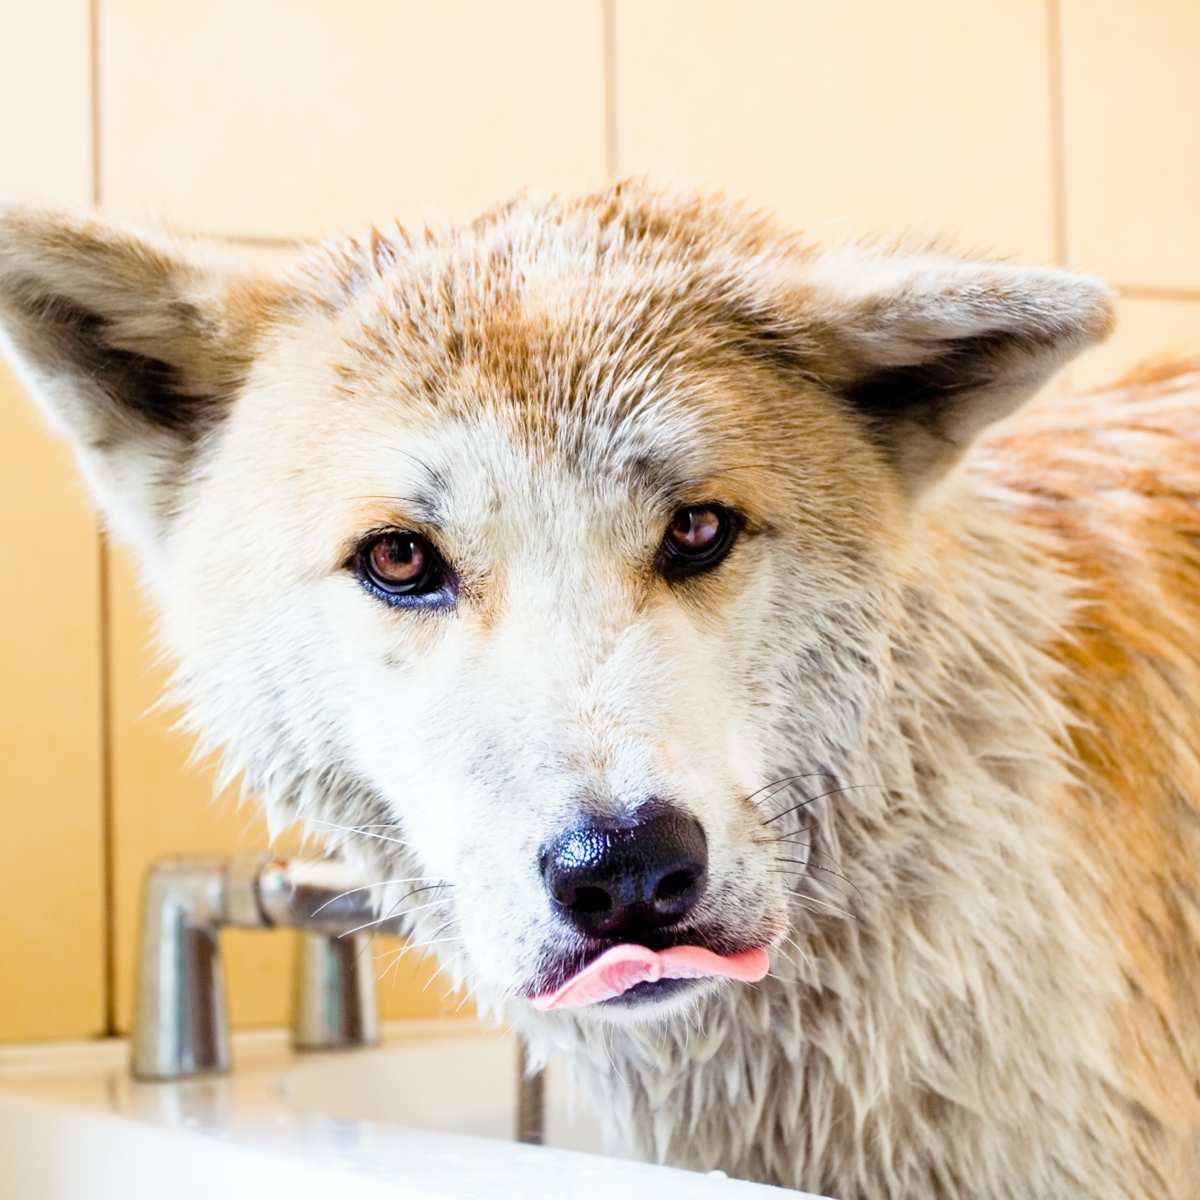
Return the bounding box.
[0,0,91,205]
[101,0,607,238]
[107,548,289,1030]
[1060,1,1200,289]
[108,549,467,1031]
[0,362,105,1041]
[1070,295,1200,391]
[1,0,95,1037]
[615,0,1055,260]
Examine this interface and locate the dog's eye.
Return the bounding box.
[659,504,739,579]
[355,531,452,607]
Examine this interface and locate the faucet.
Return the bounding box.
[131,854,546,1143]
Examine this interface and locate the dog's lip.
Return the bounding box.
[530,942,770,1011]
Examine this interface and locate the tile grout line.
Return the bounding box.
[1046,0,1069,268]
[89,0,118,1040]
[89,0,102,213]
[602,0,618,180]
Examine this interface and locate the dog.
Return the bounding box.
[1,182,1197,1198]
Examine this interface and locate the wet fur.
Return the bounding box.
[1,185,1197,1198]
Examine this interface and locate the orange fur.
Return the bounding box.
[985,362,1200,1188]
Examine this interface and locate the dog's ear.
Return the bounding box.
[796,249,1115,493]
[0,206,294,558]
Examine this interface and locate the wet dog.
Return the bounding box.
[2,183,1197,1197]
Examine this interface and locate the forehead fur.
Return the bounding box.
[244,181,890,562]
[300,183,843,450]
[211,181,897,604]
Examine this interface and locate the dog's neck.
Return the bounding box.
[508,473,1133,1198]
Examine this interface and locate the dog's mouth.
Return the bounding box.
[530,942,770,1011]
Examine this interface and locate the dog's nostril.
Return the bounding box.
[541,804,708,938]
[571,886,612,914]
[654,869,696,903]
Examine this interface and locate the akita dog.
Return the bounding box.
[1,183,1197,1198]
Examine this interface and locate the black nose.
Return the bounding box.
[541,805,708,939]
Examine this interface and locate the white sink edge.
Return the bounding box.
[0,1023,809,1199]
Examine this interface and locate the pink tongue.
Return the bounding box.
[531,944,769,1011]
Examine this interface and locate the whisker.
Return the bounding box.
[375,915,462,986]
[376,937,465,988]
[752,825,815,845]
[742,773,835,809]
[338,895,454,938]
[309,877,447,916]
[391,934,463,955]
[344,880,454,936]
[761,783,886,826]
[422,957,456,996]
[749,779,807,811]
[400,881,454,900]
[772,936,816,976]
[310,818,414,848]
[791,894,858,922]
[775,855,864,898]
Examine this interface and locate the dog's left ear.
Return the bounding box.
[0,206,293,562]
[799,249,1115,493]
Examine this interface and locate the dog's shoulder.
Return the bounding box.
[979,361,1200,1180]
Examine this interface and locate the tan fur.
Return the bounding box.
[1,184,1197,1198]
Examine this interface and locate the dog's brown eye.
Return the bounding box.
[356,531,451,606]
[659,505,739,579]
[668,507,723,554]
[368,534,428,586]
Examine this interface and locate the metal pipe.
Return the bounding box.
[515,1038,546,1145]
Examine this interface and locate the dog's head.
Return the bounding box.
[0,186,1111,1021]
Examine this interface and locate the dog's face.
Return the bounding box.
[187,265,897,1013]
[0,186,1110,1021]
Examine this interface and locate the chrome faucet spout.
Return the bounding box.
[255,856,409,936]
[131,854,387,1080]
[130,852,545,1147]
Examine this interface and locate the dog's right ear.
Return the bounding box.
[0,206,294,562]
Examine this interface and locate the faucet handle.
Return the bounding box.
[132,854,386,1079]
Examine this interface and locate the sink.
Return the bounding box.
[279,1029,604,1152]
[0,1022,812,1198]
